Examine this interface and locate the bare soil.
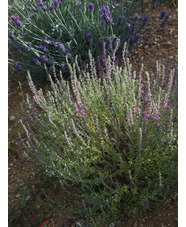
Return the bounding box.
[8,1,178,226]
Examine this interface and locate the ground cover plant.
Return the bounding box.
[19,44,178,226]
[9,0,166,80]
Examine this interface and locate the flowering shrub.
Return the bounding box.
[8,0,156,79]
[20,45,177,225]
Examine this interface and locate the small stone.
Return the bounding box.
[76,222,82,227]
[109,223,116,227]
[165,41,171,45]
[169,29,173,35]
[133,221,137,227]
[10,116,16,121]
[169,56,173,59]
[9,163,14,167]
[25,195,32,201]
[144,45,149,49]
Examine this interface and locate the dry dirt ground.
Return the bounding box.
[8,1,178,226]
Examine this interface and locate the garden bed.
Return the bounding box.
[8,1,178,226]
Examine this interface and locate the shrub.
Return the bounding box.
[8,0,155,80]
[20,45,178,225]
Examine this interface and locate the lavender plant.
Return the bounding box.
[20,44,177,225]
[8,0,152,80]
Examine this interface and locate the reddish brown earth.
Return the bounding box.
[8,1,178,226]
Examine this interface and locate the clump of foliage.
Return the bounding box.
[8,0,156,79]
[20,44,178,225]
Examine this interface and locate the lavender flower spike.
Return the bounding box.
[159,10,167,20]
[89,3,95,12]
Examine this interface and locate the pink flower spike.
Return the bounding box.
[151,101,154,103]
[159,112,162,116]
[146,137,150,140]
[133,108,135,111]
[141,90,145,93]
[168,106,171,109]
[157,116,160,120]
[78,109,80,113]
[85,107,88,110]
[82,111,86,116]
[153,117,156,121]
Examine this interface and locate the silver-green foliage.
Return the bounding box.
[20,45,178,225]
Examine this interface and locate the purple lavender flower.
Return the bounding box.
[50,39,55,45]
[34,58,41,65]
[53,0,60,7]
[11,15,23,28]
[8,33,16,41]
[40,45,49,53]
[100,5,114,25]
[26,18,31,24]
[23,32,28,37]
[133,34,141,43]
[38,0,48,12]
[42,36,47,42]
[160,21,166,29]
[40,54,50,63]
[114,38,120,46]
[61,63,66,70]
[66,50,71,55]
[14,62,21,71]
[58,42,65,51]
[158,10,167,20]
[164,14,169,22]
[89,3,95,12]
[152,0,158,9]
[143,16,149,23]
[129,38,133,45]
[106,39,110,49]
[118,16,124,25]
[87,32,92,41]
[134,14,139,22]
